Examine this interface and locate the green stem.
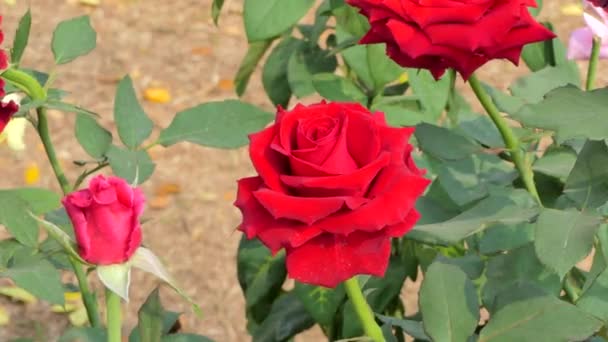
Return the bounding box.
[586,36,602,91]
[468,74,542,206]
[105,288,122,342]
[344,277,385,342]
[70,257,101,327]
[0,68,70,194]
[1,68,101,327]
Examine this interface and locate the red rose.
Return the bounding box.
[63,175,145,265]
[235,102,430,287]
[590,0,608,11]
[346,0,556,79]
[0,98,18,133]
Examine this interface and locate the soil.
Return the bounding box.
[0,0,605,341]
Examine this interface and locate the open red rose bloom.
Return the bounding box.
[347,0,555,79]
[235,102,430,287]
[0,15,18,133]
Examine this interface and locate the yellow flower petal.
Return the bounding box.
[2,117,28,151]
[144,87,172,104]
[561,3,584,16]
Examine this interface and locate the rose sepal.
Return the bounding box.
[96,247,201,315]
[29,212,92,266]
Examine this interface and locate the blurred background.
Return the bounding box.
[0,0,605,340]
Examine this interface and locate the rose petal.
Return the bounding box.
[286,231,392,287]
[253,188,368,225]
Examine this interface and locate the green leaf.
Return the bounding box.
[564,140,608,208]
[293,282,345,326]
[419,263,479,342]
[252,292,315,342]
[52,16,97,64]
[137,288,164,342]
[106,145,156,185]
[237,238,287,310]
[244,0,315,41]
[46,100,99,118]
[2,255,65,304]
[75,114,112,158]
[12,188,61,214]
[483,244,560,312]
[409,195,538,245]
[407,69,451,119]
[479,292,601,342]
[376,315,430,341]
[479,223,534,255]
[130,307,180,342]
[0,187,62,246]
[235,40,273,96]
[341,43,402,93]
[159,100,273,149]
[514,87,608,143]
[312,73,367,103]
[578,267,608,322]
[11,9,32,65]
[533,146,577,182]
[287,45,338,98]
[415,123,482,161]
[97,263,131,301]
[509,64,580,105]
[162,335,214,342]
[59,328,106,342]
[114,76,153,149]
[535,209,600,278]
[211,0,225,25]
[262,38,301,106]
[333,5,369,37]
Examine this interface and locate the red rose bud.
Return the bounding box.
[235,101,430,288]
[346,0,556,80]
[0,97,18,133]
[63,175,145,265]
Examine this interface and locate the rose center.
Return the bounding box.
[297,116,339,148]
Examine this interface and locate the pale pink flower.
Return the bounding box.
[568,2,608,60]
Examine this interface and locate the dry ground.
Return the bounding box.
[0,0,605,341]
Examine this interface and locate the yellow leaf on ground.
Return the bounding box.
[144,87,171,104]
[217,79,235,91]
[398,72,409,84]
[24,162,41,185]
[0,306,8,326]
[191,46,213,56]
[561,3,583,16]
[155,183,181,196]
[149,195,171,210]
[69,306,89,326]
[0,286,37,304]
[79,0,100,6]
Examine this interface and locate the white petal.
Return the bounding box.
[584,12,608,40]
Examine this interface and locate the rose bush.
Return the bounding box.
[236,101,429,287]
[346,0,555,78]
